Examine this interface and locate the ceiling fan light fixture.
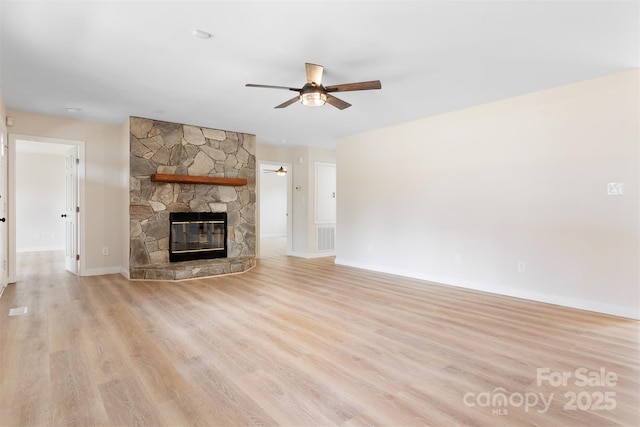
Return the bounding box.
[246,62,380,110]
[300,91,327,107]
[276,166,287,176]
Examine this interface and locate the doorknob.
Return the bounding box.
[61,214,67,218]
[0,218,5,222]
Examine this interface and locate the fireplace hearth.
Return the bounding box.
[169,212,227,262]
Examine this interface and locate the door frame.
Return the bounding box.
[0,121,7,292]
[8,134,85,281]
[257,160,293,257]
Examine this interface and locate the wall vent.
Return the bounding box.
[316,225,335,251]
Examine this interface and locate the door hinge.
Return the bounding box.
[76,254,80,261]
[75,158,79,165]
[76,206,80,213]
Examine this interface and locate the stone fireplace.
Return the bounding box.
[129,117,256,280]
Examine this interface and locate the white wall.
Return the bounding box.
[7,110,126,276]
[0,91,6,123]
[120,117,130,278]
[16,151,65,252]
[337,69,639,319]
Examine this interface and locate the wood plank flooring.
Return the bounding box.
[1,246,638,426]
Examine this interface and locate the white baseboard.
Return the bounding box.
[290,251,336,259]
[81,266,122,277]
[334,258,640,320]
[120,267,131,280]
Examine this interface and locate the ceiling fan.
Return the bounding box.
[263,166,287,176]
[246,63,381,110]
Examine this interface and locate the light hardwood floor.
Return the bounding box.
[1,248,638,426]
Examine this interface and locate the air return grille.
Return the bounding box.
[316,225,335,251]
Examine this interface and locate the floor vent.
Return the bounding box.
[317,225,335,251]
[9,307,28,316]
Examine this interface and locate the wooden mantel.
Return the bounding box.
[151,173,247,186]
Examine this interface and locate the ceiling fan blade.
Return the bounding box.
[326,94,351,110]
[246,83,300,91]
[325,80,382,92]
[264,166,287,174]
[275,96,300,109]
[305,63,324,85]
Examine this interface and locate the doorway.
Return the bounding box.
[8,135,83,281]
[258,161,292,258]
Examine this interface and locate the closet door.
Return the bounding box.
[64,146,78,274]
[315,162,336,223]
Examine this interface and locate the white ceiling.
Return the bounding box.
[1,1,638,149]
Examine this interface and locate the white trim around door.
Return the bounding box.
[8,134,85,281]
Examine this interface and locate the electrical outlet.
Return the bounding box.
[517,261,526,273]
[102,247,109,256]
[607,182,624,195]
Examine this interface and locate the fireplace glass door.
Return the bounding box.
[169,212,227,262]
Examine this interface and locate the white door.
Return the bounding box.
[315,162,336,223]
[0,127,7,291]
[64,146,78,274]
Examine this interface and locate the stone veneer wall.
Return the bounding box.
[129,117,256,280]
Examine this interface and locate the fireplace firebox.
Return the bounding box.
[169,212,227,262]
